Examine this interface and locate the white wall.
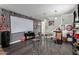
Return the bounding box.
[45,16,61,33]
[62,13,74,25]
[44,13,74,33]
[10,32,24,44]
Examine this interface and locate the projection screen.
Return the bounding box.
[10,16,33,33]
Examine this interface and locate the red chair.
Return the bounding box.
[74,34,79,39]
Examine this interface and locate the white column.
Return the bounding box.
[41,19,46,35]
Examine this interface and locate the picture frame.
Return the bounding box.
[48,21,54,26]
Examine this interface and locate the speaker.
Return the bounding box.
[1,31,10,48]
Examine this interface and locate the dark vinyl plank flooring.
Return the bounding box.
[3,37,73,55]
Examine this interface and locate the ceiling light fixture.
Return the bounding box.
[54,10,58,20]
[55,17,57,19]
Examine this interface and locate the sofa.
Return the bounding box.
[24,31,35,40]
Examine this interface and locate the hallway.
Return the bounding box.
[3,37,73,55]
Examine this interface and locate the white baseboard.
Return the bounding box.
[10,40,21,45]
[0,40,21,46]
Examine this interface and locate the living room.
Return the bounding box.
[0,4,79,55]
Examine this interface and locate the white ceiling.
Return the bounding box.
[0,4,77,20]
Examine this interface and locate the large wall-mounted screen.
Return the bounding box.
[10,16,33,33]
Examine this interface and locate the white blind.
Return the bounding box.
[10,16,33,33]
